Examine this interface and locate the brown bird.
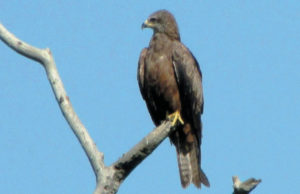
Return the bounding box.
[138,10,210,188]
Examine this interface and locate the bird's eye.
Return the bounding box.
[149,18,157,23]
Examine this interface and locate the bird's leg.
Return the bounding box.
[167,110,184,126]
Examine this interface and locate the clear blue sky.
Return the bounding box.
[1,1,299,194]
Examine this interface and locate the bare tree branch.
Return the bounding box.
[0,22,175,194]
[113,121,173,183]
[0,22,105,182]
[232,176,261,194]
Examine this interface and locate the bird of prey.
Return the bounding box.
[137,10,210,188]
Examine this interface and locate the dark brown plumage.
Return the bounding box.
[138,10,209,188]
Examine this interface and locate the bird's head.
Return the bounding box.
[142,10,180,40]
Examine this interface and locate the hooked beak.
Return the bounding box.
[141,19,152,29]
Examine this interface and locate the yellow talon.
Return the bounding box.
[167,110,184,126]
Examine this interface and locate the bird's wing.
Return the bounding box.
[172,41,204,118]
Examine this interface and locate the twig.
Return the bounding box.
[233,176,261,194]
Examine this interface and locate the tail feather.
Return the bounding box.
[177,150,192,188]
[176,142,209,188]
[171,123,210,188]
[190,141,210,187]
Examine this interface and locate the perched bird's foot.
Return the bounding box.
[167,110,184,126]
